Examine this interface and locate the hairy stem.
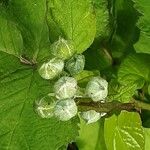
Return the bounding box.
[75,98,150,114]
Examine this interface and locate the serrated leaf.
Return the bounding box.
[76,118,107,150]
[93,0,110,40]
[104,111,145,150]
[108,79,138,102]
[7,0,50,60]
[110,54,150,102]
[47,0,96,53]
[0,53,79,150]
[133,0,150,54]
[0,8,23,57]
[118,54,150,88]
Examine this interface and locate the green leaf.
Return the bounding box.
[84,47,112,71]
[133,0,150,54]
[92,0,110,40]
[144,128,150,150]
[109,54,150,102]
[76,118,107,150]
[7,0,50,60]
[0,53,79,150]
[47,0,96,53]
[110,0,138,58]
[108,79,138,102]
[118,54,150,88]
[148,85,150,95]
[104,111,145,150]
[0,8,23,57]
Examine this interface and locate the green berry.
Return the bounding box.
[51,37,75,60]
[66,54,85,76]
[54,76,78,100]
[86,76,108,102]
[38,57,64,80]
[54,99,77,121]
[80,110,106,124]
[80,110,101,124]
[35,96,56,118]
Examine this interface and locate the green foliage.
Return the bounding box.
[104,111,144,150]
[144,128,150,150]
[93,0,110,40]
[0,0,150,149]
[133,0,150,54]
[7,0,50,60]
[0,53,79,150]
[76,118,107,150]
[108,79,138,102]
[47,0,96,53]
[0,8,23,56]
[110,0,138,58]
[108,53,150,102]
[148,85,150,95]
[118,54,150,85]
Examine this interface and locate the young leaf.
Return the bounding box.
[104,111,145,150]
[0,8,23,57]
[133,0,150,54]
[92,0,110,40]
[118,54,150,88]
[108,54,150,102]
[0,53,79,150]
[47,0,96,53]
[108,79,138,102]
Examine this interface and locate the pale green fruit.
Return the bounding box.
[54,99,77,121]
[86,77,108,102]
[80,110,100,124]
[54,76,78,100]
[51,37,75,60]
[38,57,64,80]
[35,96,56,118]
[80,110,106,124]
[66,54,85,75]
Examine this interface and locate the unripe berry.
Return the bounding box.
[80,110,101,124]
[38,57,64,80]
[66,54,85,75]
[35,96,56,118]
[54,76,78,100]
[86,77,108,102]
[80,110,106,124]
[51,37,75,60]
[54,99,77,121]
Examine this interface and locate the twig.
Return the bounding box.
[75,98,150,114]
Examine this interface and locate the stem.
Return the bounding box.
[75,98,150,114]
[134,100,150,111]
[20,55,37,66]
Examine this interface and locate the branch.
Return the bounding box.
[75,98,150,114]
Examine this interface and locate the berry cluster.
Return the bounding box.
[36,38,108,124]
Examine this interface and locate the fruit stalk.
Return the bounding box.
[76,98,150,114]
